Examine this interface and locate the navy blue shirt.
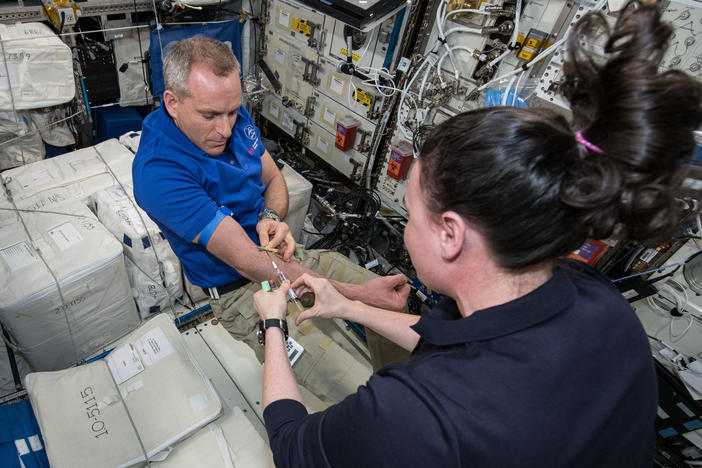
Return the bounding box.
[263,260,657,467]
[133,105,266,287]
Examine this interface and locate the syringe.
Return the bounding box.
[271,260,304,312]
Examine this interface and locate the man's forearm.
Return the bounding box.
[336,300,420,352]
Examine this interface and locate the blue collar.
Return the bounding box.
[154,105,220,158]
[411,266,575,346]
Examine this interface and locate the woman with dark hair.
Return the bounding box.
[253,2,702,466]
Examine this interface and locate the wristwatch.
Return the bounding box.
[258,208,281,223]
[257,319,289,345]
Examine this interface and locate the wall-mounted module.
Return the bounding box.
[268,0,328,51]
[325,15,398,72]
[262,33,320,113]
[296,0,406,31]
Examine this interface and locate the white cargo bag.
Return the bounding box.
[0,22,75,110]
[30,107,76,146]
[0,110,45,170]
[119,130,141,153]
[113,30,152,107]
[0,200,139,371]
[280,162,312,241]
[152,407,274,468]
[1,138,133,202]
[25,314,223,468]
[95,185,183,318]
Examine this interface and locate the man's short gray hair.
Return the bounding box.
[163,36,240,98]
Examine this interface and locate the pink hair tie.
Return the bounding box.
[575,130,604,155]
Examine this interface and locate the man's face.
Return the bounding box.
[164,64,242,156]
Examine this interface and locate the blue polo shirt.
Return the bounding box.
[133,104,266,287]
[263,260,657,467]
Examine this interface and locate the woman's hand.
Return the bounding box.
[253,280,291,321]
[291,274,353,326]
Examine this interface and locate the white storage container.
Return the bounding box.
[1,138,133,202]
[0,22,75,110]
[280,162,312,242]
[0,110,45,170]
[95,185,183,319]
[119,130,141,153]
[25,314,222,468]
[0,200,139,371]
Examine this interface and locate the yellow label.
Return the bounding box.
[340,48,361,62]
[291,18,312,36]
[352,89,372,108]
[525,37,541,49]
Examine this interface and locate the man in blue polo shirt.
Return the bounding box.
[133,37,410,404]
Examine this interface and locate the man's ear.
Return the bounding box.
[438,211,467,261]
[162,89,179,120]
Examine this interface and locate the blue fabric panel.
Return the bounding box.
[0,400,49,468]
[149,20,245,97]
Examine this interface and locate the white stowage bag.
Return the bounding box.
[151,407,274,468]
[25,314,223,468]
[95,185,184,319]
[1,138,134,207]
[0,200,140,371]
[0,343,31,396]
[0,110,45,170]
[0,22,75,110]
[30,107,76,146]
[113,30,152,107]
[280,162,312,242]
[119,130,141,154]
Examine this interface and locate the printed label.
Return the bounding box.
[16,168,51,189]
[278,9,291,28]
[48,222,83,250]
[269,101,281,120]
[106,343,144,384]
[134,326,174,366]
[316,136,329,153]
[282,112,294,131]
[640,248,658,263]
[274,48,286,65]
[322,108,336,127]
[329,76,344,96]
[285,336,304,366]
[0,241,39,271]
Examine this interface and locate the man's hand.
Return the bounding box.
[256,219,295,260]
[253,280,291,320]
[356,274,410,311]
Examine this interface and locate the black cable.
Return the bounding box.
[133,0,151,106]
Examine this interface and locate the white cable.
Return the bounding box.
[501,75,516,106]
[436,45,475,81]
[443,25,484,37]
[670,314,694,342]
[478,0,606,93]
[443,8,491,22]
[418,60,433,102]
[512,69,525,105]
[478,36,566,92]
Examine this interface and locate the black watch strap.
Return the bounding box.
[257,319,288,345]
